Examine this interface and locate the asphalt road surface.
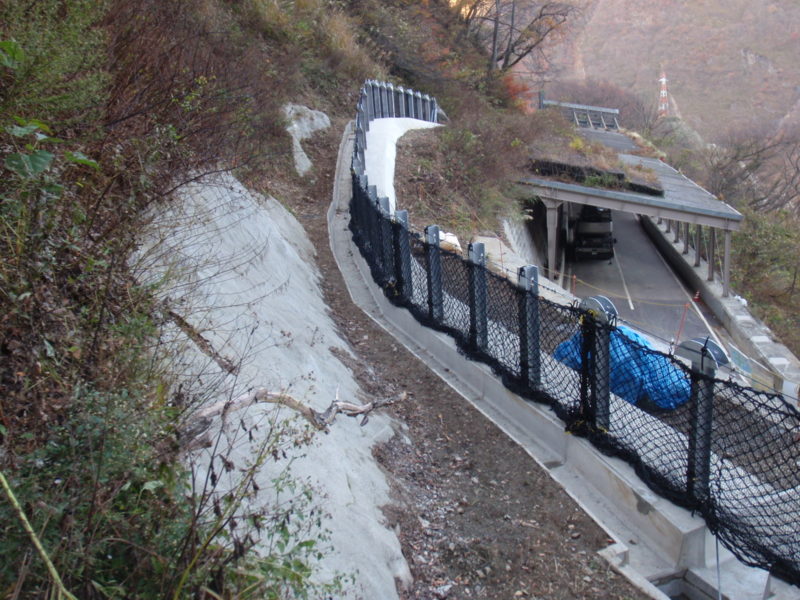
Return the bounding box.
[567,211,725,349]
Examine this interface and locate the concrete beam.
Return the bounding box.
[521,180,742,232]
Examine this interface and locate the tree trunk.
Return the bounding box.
[488,0,501,72]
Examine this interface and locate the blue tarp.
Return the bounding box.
[554,324,691,410]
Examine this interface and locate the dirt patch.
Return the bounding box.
[276,123,652,599]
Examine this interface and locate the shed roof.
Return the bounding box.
[522,129,742,231]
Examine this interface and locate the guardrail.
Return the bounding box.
[348,80,800,586]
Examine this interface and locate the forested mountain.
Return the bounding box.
[551,0,800,139]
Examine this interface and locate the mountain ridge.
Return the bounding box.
[552,0,800,138]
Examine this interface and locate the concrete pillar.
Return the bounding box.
[694,225,702,267]
[673,220,680,243]
[707,228,715,282]
[723,229,731,298]
[542,199,561,280]
[683,222,690,254]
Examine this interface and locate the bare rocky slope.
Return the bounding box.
[553,0,800,138]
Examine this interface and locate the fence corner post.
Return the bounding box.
[468,242,488,353]
[425,225,443,323]
[518,265,541,392]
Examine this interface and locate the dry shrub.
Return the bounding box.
[103,0,291,191]
[323,11,379,81]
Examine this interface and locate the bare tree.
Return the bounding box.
[702,125,800,212]
[454,0,578,76]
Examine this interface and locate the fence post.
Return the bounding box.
[393,210,413,302]
[414,91,423,120]
[594,322,611,431]
[366,82,376,123]
[425,225,443,323]
[367,185,379,256]
[380,81,390,117]
[468,242,488,353]
[579,296,616,431]
[386,82,395,117]
[678,338,725,504]
[518,265,541,391]
[379,196,394,283]
[407,90,416,119]
[397,86,407,117]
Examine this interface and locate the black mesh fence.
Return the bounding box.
[349,81,800,586]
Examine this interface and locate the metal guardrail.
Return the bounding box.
[348,81,800,586]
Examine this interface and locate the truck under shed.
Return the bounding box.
[518,130,743,296]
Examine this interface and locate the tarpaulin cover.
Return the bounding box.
[554,324,691,410]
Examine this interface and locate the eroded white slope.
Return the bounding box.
[138,173,410,598]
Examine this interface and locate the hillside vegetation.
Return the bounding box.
[0,0,555,597]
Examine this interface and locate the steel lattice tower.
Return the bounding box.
[658,70,670,118]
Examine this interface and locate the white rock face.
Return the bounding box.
[138,172,410,598]
[284,103,331,176]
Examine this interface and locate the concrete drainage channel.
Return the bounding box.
[329,122,797,600]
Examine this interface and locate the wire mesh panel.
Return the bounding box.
[408,234,429,313]
[539,299,584,418]
[440,249,471,340]
[605,332,694,499]
[485,270,522,378]
[709,383,800,581]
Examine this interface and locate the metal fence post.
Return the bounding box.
[518,265,541,391]
[386,82,395,117]
[579,296,616,431]
[367,185,379,256]
[414,91,423,120]
[380,81,390,117]
[469,242,488,352]
[425,225,443,323]
[678,338,725,504]
[407,90,416,119]
[393,210,413,302]
[397,86,407,117]
[366,81,376,123]
[379,196,394,283]
[594,323,611,431]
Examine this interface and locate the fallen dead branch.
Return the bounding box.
[184,389,405,447]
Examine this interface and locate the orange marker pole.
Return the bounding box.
[675,302,689,344]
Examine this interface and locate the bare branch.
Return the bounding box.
[184,389,406,447]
